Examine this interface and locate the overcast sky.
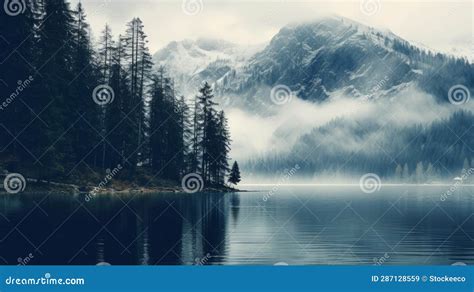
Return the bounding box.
[71,0,472,56]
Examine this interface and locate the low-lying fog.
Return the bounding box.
[223,84,473,184]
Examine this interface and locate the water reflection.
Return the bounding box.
[0,186,472,265]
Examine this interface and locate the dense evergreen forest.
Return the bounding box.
[0,1,234,189]
[246,110,474,183]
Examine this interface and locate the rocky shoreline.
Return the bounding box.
[0,177,240,195]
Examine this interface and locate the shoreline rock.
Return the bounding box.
[0,181,241,195]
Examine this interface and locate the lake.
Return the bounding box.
[0,185,473,265]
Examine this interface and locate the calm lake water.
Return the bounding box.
[0,185,473,265]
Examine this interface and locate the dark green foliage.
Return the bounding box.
[149,68,182,180]
[0,1,233,188]
[68,3,101,168]
[228,161,241,186]
[0,0,36,170]
[192,82,231,185]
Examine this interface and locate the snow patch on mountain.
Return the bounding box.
[153,38,264,95]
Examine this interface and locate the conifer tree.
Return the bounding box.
[228,161,241,186]
[122,17,152,169]
[190,96,201,173]
[149,71,166,173]
[214,111,231,184]
[196,82,217,182]
[104,36,132,169]
[425,163,435,182]
[402,163,410,182]
[97,24,115,84]
[149,69,184,180]
[394,165,402,182]
[0,0,36,169]
[415,162,424,183]
[177,95,192,176]
[69,2,100,168]
[97,24,115,169]
[35,0,76,176]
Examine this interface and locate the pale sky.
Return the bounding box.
[71,0,473,57]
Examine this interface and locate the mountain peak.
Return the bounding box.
[277,15,399,46]
[153,38,259,95]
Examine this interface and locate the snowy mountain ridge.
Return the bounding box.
[154,16,472,109]
[153,38,263,95]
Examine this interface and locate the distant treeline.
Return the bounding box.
[246,111,474,182]
[0,1,231,186]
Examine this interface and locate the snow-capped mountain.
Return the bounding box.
[155,16,472,110]
[153,38,262,95]
[215,16,472,109]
